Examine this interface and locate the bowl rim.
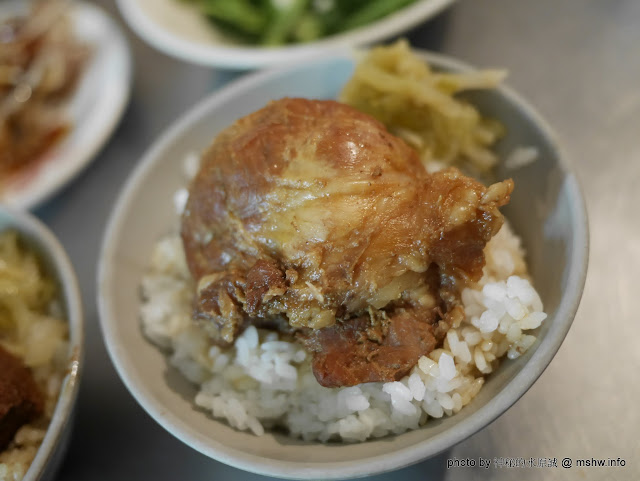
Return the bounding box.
[115,0,455,69]
[0,205,84,481]
[97,49,589,479]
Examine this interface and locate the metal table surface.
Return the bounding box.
[37,0,639,479]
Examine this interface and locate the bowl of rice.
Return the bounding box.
[0,206,83,481]
[98,44,588,479]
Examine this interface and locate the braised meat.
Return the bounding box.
[298,265,466,388]
[181,98,512,387]
[0,345,43,451]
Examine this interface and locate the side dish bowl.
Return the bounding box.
[0,206,84,481]
[97,51,588,479]
[115,0,454,69]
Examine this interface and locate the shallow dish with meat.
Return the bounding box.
[139,43,547,442]
[0,1,89,187]
[0,0,131,209]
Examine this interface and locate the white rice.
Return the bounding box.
[504,146,539,170]
[140,221,546,442]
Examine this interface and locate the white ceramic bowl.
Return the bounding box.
[116,0,454,69]
[98,51,588,479]
[0,206,84,481]
[0,1,132,210]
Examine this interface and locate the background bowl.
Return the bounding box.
[98,51,588,479]
[0,206,84,481]
[116,0,455,69]
[0,1,132,210]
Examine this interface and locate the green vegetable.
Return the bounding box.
[340,0,417,31]
[261,0,309,46]
[293,12,324,43]
[182,0,419,46]
[197,0,266,36]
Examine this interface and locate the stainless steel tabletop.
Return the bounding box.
[39,0,639,479]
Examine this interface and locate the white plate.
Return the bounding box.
[1,1,132,210]
[116,0,455,69]
[98,51,588,478]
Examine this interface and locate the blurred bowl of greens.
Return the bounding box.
[116,0,455,69]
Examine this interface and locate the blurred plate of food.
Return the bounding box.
[116,0,455,69]
[0,0,132,210]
